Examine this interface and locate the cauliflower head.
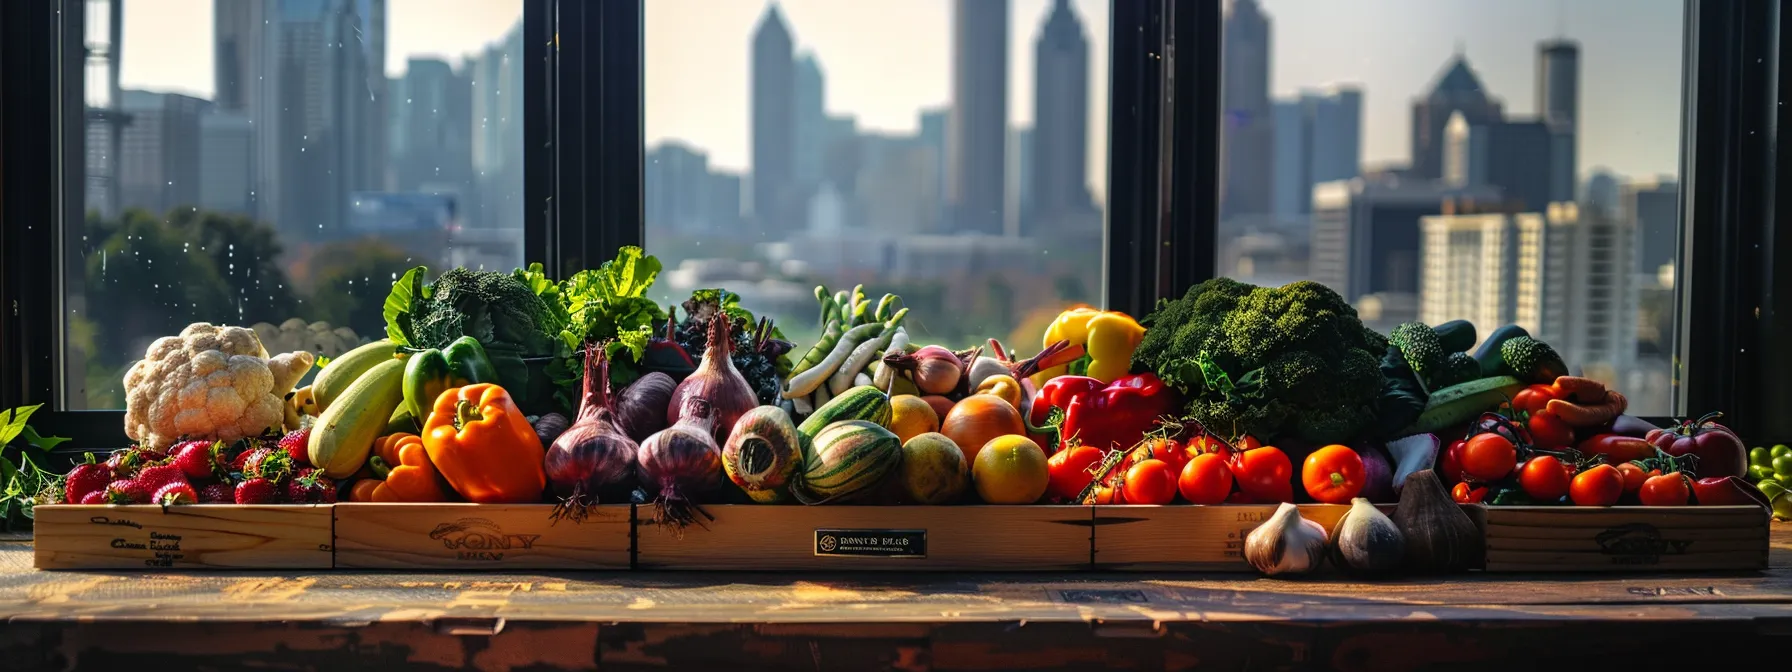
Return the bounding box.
[124,322,316,449]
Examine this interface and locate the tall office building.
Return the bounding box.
[1584,169,1620,217]
[1537,39,1580,203]
[947,0,1009,236]
[214,0,270,220]
[1270,86,1362,218]
[117,90,208,215]
[1221,0,1274,220]
[794,53,827,189]
[646,142,716,234]
[1420,203,1635,377]
[751,4,797,231]
[1622,179,1680,281]
[1443,112,1555,212]
[1410,53,1503,180]
[1311,176,1502,303]
[470,22,525,232]
[1029,0,1093,234]
[199,110,255,215]
[389,58,473,194]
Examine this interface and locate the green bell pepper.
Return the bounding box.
[444,336,499,385]
[402,349,464,423]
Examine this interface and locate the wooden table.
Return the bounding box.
[4,527,1791,671]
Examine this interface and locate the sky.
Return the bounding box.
[117,0,1685,200]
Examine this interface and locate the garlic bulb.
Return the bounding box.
[1329,497,1405,574]
[1244,502,1328,576]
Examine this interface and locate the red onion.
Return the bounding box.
[544,344,639,519]
[615,372,675,442]
[639,396,724,531]
[666,315,756,445]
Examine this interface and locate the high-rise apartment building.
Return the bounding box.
[947,0,1009,235]
[1444,113,1555,212]
[1311,176,1501,303]
[117,90,208,215]
[199,111,255,215]
[1622,179,1680,281]
[1270,86,1362,218]
[390,58,473,195]
[470,22,526,232]
[1221,0,1274,220]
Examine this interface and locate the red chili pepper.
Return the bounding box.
[1029,373,1181,452]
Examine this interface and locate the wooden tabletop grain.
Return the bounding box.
[4,526,1791,670]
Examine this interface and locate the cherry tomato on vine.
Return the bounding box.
[1570,464,1624,506]
[1440,439,1469,483]
[1121,459,1178,505]
[1638,472,1691,506]
[1518,455,1572,502]
[1527,411,1575,450]
[1178,453,1233,505]
[1512,384,1560,416]
[1462,433,1519,481]
[1615,462,1653,495]
[1046,444,1103,501]
[1232,447,1294,503]
[1452,481,1488,504]
[1139,437,1189,476]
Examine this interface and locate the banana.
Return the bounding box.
[1401,375,1527,436]
[311,339,400,413]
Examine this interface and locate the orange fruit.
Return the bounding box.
[942,394,1026,463]
[886,395,940,443]
[972,434,1050,504]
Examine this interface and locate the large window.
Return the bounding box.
[64,0,525,410]
[643,0,1110,350]
[1217,0,1684,415]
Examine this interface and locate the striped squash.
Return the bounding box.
[800,420,902,503]
[798,386,891,440]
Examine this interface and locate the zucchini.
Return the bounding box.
[309,358,406,478]
[312,339,400,412]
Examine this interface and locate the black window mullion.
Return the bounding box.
[1105,0,1169,318]
[548,0,643,276]
[1161,0,1221,298]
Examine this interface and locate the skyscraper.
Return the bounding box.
[268,0,387,236]
[470,22,525,232]
[117,90,208,215]
[1221,0,1274,220]
[751,4,796,232]
[1622,179,1679,279]
[1269,86,1362,218]
[1410,53,1503,180]
[200,110,255,215]
[1537,39,1579,203]
[947,0,1009,236]
[794,53,827,190]
[390,58,473,194]
[1444,112,1554,212]
[1310,176,1501,303]
[1029,0,1093,234]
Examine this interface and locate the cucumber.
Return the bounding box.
[1398,375,1527,436]
[798,385,893,440]
[312,339,400,412]
[309,358,406,478]
[1433,320,1478,353]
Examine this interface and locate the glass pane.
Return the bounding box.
[644,0,1109,354]
[1218,0,1682,415]
[66,0,526,410]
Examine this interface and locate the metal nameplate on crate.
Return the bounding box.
[813,529,927,558]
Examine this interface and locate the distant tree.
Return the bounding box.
[164,207,304,325]
[82,209,236,363]
[304,238,435,338]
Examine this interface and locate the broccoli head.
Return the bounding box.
[414,267,563,356]
[1389,321,1447,389]
[1500,336,1569,384]
[1133,279,1388,444]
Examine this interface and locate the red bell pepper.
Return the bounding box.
[1028,373,1180,453]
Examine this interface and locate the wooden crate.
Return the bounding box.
[1483,505,1770,572]
[1093,503,1488,572]
[33,504,334,570]
[333,503,631,570]
[635,505,1094,571]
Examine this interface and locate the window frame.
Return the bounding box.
[0,0,1779,449]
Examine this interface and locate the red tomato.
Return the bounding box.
[1092,484,1123,504]
[1441,439,1468,483]
[1300,445,1366,504]
[1186,434,1235,461]
[1638,472,1691,506]
[1615,462,1651,495]
[1121,459,1178,505]
[1178,454,1233,505]
[1233,435,1263,452]
[1232,447,1294,503]
[1142,437,1190,475]
[1462,433,1518,481]
[1527,411,1575,450]
[1046,444,1104,501]
[1512,384,1559,416]
[1452,481,1487,504]
[1517,455,1572,502]
[1570,464,1624,506]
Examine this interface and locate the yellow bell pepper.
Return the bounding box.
[1032,307,1145,386]
[974,374,1025,408]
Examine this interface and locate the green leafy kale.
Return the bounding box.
[555,246,669,390]
[1132,278,1389,444]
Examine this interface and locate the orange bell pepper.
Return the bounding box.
[421,384,546,503]
[368,432,453,502]
[348,479,382,502]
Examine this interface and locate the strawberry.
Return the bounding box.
[63,455,111,504]
[105,446,153,477]
[135,464,188,493]
[104,478,149,504]
[153,481,198,505]
[198,483,235,504]
[170,440,221,479]
[243,447,295,483]
[286,468,337,503]
[278,429,312,468]
[234,478,280,504]
[78,490,107,505]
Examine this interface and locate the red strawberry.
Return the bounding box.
[135,464,188,492]
[153,481,198,505]
[198,483,235,504]
[286,468,337,503]
[234,478,280,504]
[170,441,221,479]
[78,490,107,505]
[278,429,312,468]
[243,448,295,483]
[63,455,111,504]
[104,478,149,504]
